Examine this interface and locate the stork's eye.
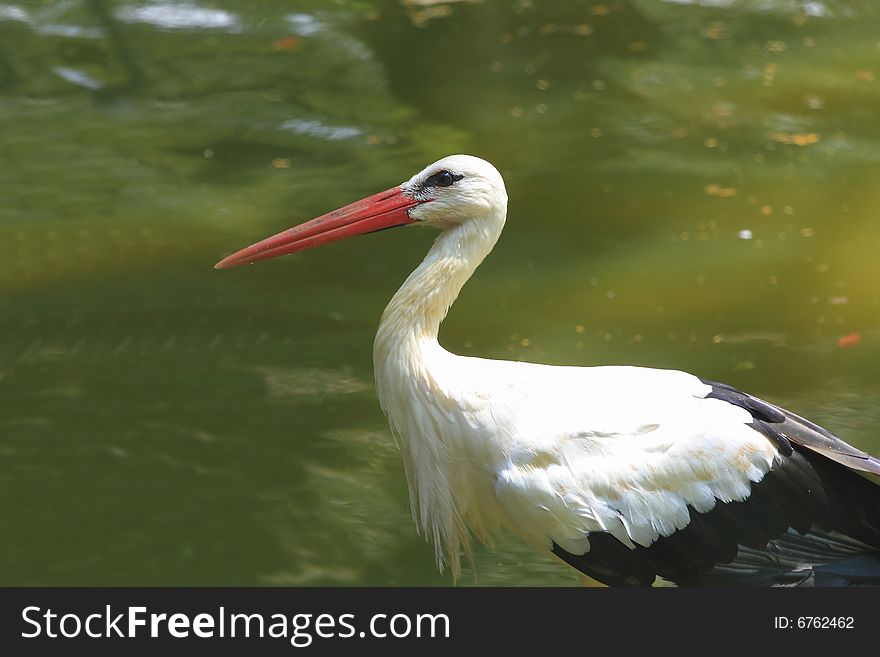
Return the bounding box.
[434,171,454,187]
[425,170,462,188]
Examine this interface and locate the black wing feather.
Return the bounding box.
[553,378,880,586]
[705,379,880,477]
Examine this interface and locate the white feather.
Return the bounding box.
[372,155,780,578]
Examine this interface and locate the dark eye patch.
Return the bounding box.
[424,170,463,188]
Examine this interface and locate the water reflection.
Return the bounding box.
[116,2,240,32]
[253,366,372,401]
[278,119,364,141]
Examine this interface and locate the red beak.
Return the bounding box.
[214,185,420,269]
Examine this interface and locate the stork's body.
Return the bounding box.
[218,155,880,586]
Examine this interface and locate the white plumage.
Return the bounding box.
[218,155,880,586]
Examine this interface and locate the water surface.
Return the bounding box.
[1,0,878,585]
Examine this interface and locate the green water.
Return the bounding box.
[1,0,878,585]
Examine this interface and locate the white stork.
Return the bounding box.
[217,155,880,586]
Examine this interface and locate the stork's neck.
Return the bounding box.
[375,215,504,353]
[371,209,506,578]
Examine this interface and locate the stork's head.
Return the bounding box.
[214,154,507,269]
[402,154,507,226]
